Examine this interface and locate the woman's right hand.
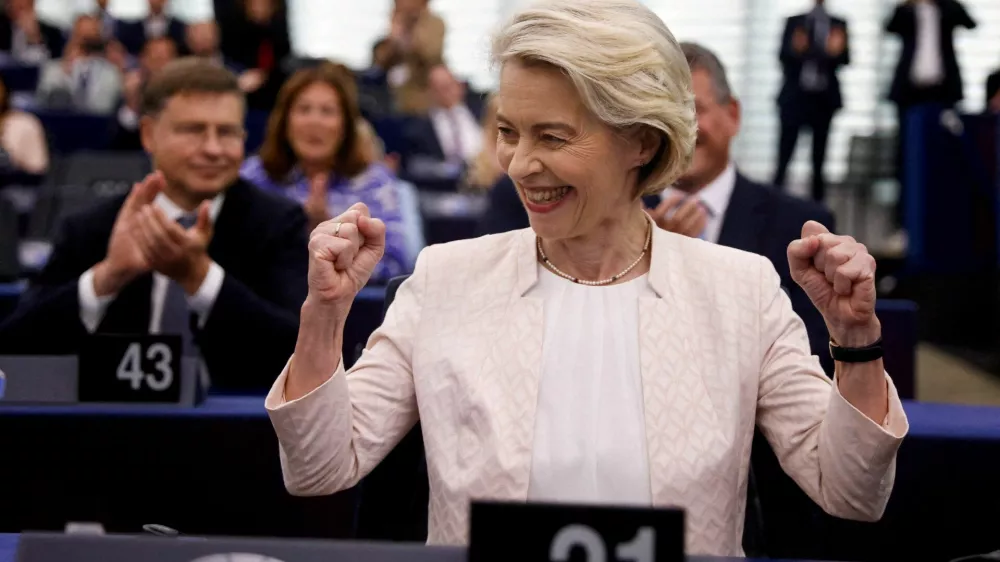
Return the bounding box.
[306,203,386,316]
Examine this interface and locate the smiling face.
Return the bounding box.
[141,92,246,201]
[286,82,344,169]
[495,60,653,241]
[675,67,739,191]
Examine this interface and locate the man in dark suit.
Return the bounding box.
[0,58,308,392]
[401,64,482,180]
[885,0,976,231]
[773,0,850,203]
[115,0,187,56]
[650,42,836,374]
[0,0,65,64]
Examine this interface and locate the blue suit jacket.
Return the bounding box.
[778,13,850,111]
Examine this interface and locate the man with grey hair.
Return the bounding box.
[648,41,835,375]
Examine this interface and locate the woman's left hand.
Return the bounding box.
[787,221,881,347]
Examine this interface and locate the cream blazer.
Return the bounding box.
[266,226,909,556]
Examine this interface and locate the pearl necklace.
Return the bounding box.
[536,224,652,286]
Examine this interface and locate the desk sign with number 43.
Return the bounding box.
[469,501,684,562]
[78,334,188,404]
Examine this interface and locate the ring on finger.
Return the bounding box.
[333,222,342,237]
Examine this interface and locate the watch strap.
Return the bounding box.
[829,337,884,363]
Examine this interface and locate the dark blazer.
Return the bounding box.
[115,17,187,56]
[402,115,445,162]
[986,69,1000,109]
[0,15,65,60]
[476,173,835,372]
[0,179,309,392]
[218,12,291,110]
[719,174,835,374]
[885,0,976,106]
[778,13,850,111]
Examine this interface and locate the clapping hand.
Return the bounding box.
[306,203,387,316]
[304,173,331,230]
[787,221,880,347]
[92,173,161,296]
[646,193,708,239]
[134,194,214,296]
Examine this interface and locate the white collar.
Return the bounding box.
[154,191,225,222]
[664,162,736,218]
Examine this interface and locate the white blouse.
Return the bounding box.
[526,266,655,506]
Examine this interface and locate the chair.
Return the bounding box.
[355,275,768,557]
[0,197,19,281]
[32,111,115,153]
[27,152,149,241]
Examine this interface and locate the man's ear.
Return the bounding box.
[139,115,156,154]
[726,97,742,137]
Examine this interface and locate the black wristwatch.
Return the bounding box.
[829,338,884,363]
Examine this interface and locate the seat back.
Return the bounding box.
[0,196,19,281]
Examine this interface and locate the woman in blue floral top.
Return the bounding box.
[240,62,410,283]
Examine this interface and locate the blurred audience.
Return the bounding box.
[112,37,178,150]
[241,63,412,283]
[0,58,309,392]
[464,94,502,191]
[92,0,116,40]
[0,0,65,64]
[655,42,835,370]
[387,0,446,115]
[219,0,291,110]
[35,15,122,115]
[986,68,1000,115]
[401,64,482,178]
[186,21,239,73]
[0,73,47,175]
[116,0,187,57]
[774,0,849,203]
[357,37,402,119]
[886,0,976,235]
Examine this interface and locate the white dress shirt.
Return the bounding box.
[527,266,654,505]
[429,104,483,163]
[10,25,50,64]
[910,1,945,86]
[77,192,226,334]
[660,163,737,244]
[145,15,169,40]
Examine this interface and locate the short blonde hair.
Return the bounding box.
[491,0,696,195]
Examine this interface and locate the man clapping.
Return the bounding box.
[0,58,309,392]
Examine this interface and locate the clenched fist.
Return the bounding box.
[787,221,880,347]
[306,202,387,316]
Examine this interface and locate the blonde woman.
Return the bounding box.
[266,0,908,555]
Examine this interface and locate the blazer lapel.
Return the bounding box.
[716,174,766,255]
[101,273,154,333]
[479,228,543,500]
[639,228,727,516]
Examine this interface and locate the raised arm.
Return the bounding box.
[266,202,422,495]
[756,223,908,521]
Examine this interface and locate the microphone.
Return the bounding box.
[143,524,181,537]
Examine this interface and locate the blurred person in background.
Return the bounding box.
[116,0,187,57]
[0,73,47,176]
[0,0,65,64]
[885,0,976,244]
[464,94,501,190]
[186,20,240,73]
[266,0,906,554]
[401,64,482,178]
[0,58,309,392]
[649,42,834,372]
[218,0,290,110]
[773,0,849,203]
[35,14,122,114]
[387,0,446,114]
[357,37,402,119]
[985,68,999,114]
[91,0,116,40]
[112,37,178,150]
[240,63,412,283]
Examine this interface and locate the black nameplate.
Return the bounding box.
[79,334,182,403]
[469,501,684,562]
